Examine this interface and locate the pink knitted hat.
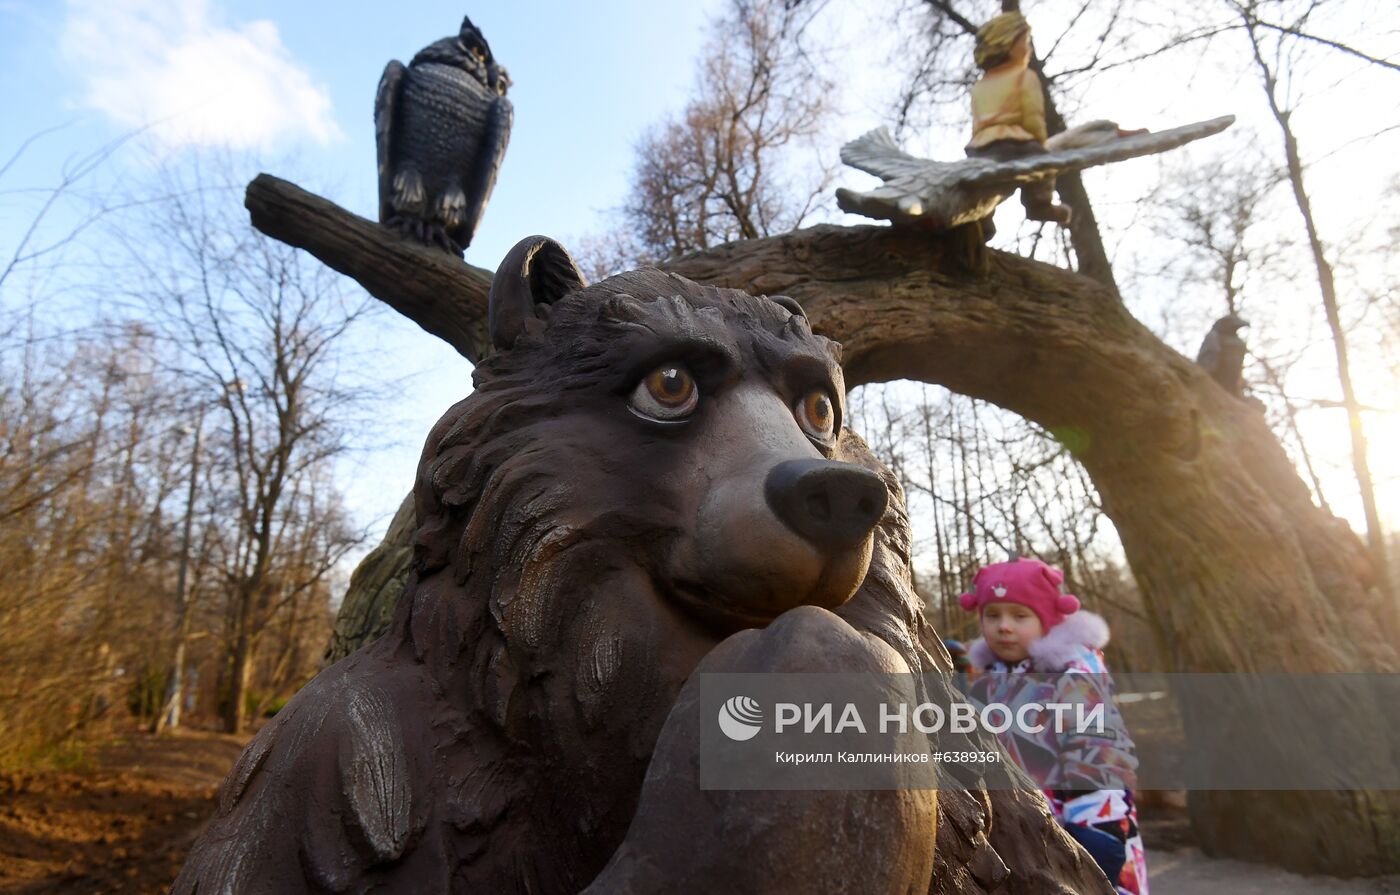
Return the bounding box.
[958,558,1081,632]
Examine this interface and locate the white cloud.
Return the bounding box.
[61,0,341,148]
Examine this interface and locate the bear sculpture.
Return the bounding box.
[175,237,1113,894]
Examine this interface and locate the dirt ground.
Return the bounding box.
[0,727,248,894]
[2,727,1398,894]
[1136,793,1400,894]
[1149,849,1400,894]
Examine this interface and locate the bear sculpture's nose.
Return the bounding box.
[764,459,888,552]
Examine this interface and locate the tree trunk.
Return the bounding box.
[1034,85,1117,294]
[925,0,1120,295]
[247,175,1400,875]
[223,590,256,734]
[154,416,202,734]
[153,640,186,733]
[1244,16,1392,601]
[322,493,415,664]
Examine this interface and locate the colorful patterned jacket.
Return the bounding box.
[966,611,1149,895]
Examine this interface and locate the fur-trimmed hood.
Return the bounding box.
[968,610,1110,672]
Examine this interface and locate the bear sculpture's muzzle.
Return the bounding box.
[764,459,888,552]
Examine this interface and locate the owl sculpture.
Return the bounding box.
[375,16,512,256]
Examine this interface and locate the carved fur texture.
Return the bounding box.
[176,252,1112,894]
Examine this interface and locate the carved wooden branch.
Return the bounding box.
[245,174,493,362]
[241,171,1128,407]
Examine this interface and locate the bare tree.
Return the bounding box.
[607,0,836,267]
[891,0,1142,292]
[0,131,181,762]
[1151,152,1285,314]
[1229,0,1393,592]
[1147,151,1340,505]
[151,410,204,734]
[0,321,186,762]
[1,131,379,754]
[114,154,374,734]
[849,384,1147,660]
[0,127,141,302]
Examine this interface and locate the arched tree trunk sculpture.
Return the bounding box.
[248,174,1400,878]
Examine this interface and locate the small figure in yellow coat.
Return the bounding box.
[966,13,1072,226]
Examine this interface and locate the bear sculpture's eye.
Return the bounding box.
[629,364,699,422]
[795,388,837,442]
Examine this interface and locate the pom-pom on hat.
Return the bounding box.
[958,557,1081,632]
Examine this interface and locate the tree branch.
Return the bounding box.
[243,174,1175,441]
[244,175,493,362]
[1253,18,1400,74]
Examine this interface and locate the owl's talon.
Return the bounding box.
[384,215,464,255]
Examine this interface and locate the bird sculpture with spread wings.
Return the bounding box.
[835,116,1235,233]
[375,16,512,256]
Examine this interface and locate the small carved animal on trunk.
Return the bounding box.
[375,16,512,255]
[1196,313,1249,397]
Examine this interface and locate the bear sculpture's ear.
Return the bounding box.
[771,295,806,319]
[488,236,587,351]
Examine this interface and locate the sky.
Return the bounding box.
[0,0,726,538]
[2,0,1398,555]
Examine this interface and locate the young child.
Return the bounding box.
[965,12,1073,226]
[960,557,1147,895]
